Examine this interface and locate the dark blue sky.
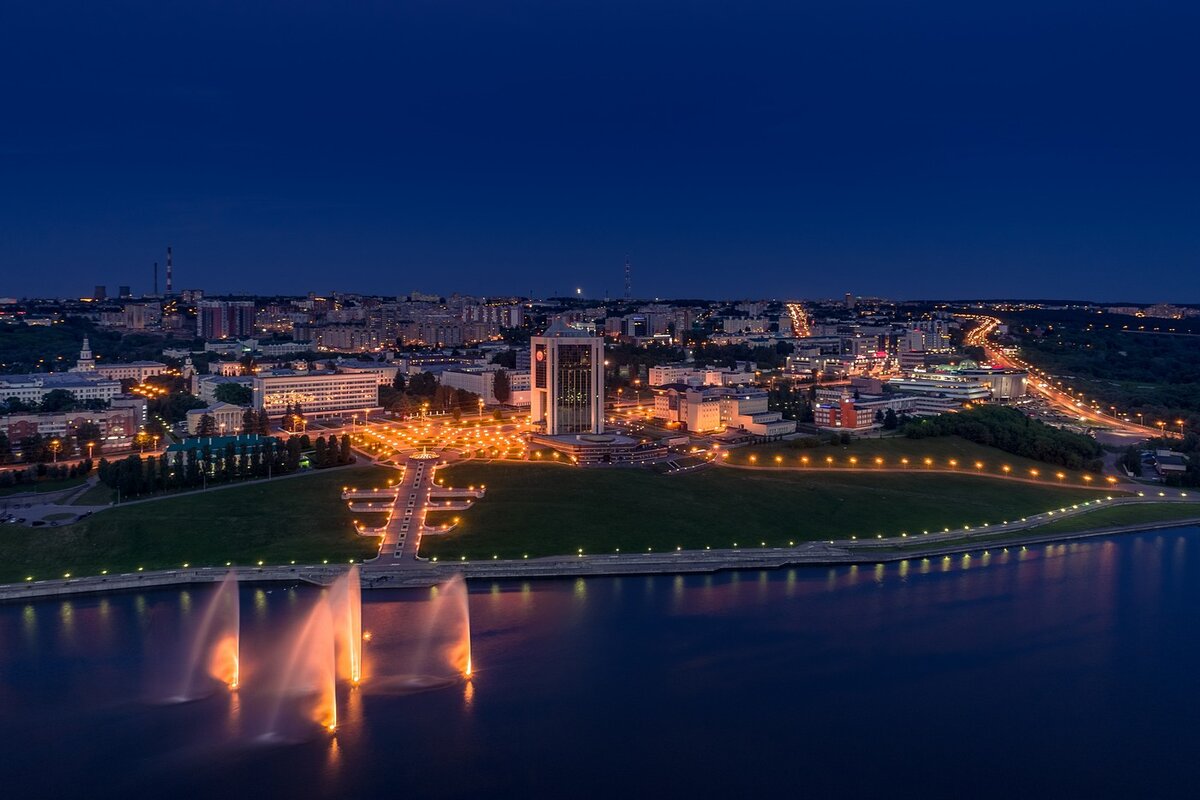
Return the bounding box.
[2,1,1197,301]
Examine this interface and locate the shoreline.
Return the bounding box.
[4,513,1199,602]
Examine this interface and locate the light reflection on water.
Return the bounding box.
[1,527,1199,800]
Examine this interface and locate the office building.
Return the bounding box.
[531,319,604,435]
[440,367,532,406]
[252,370,380,419]
[185,402,248,435]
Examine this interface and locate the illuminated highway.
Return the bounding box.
[963,315,1172,438]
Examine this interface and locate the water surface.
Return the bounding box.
[3,529,1199,799]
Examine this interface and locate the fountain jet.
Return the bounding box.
[409,574,472,681]
[178,571,240,699]
[330,565,363,684]
[265,597,338,736]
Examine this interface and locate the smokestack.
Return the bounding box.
[166,246,174,294]
[153,262,158,296]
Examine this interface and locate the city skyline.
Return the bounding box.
[3,1,1198,300]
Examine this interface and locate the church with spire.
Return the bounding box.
[70,336,96,372]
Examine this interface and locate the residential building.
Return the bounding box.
[0,400,145,447]
[197,300,257,339]
[0,372,122,405]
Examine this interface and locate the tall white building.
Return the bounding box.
[531,319,604,435]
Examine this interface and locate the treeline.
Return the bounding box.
[94,434,354,500]
[378,372,482,418]
[0,426,104,465]
[902,406,1104,472]
[0,458,94,489]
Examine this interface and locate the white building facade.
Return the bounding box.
[252,371,380,418]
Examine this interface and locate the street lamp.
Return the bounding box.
[50,439,61,462]
[87,441,95,459]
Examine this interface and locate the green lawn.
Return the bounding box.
[0,474,88,497]
[417,462,1113,561]
[70,481,115,506]
[724,435,1099,485]
[0,466,388,583]
[1026,503,1200,535]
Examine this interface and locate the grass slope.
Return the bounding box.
[1,466,388,583]
[418,462,1110,560]
[725,435,1097,484]
[1026,503,1200,535]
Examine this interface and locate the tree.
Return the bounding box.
[215,382,253,406]
[197,413,217,437]
[20,434,47,463]
[490,349,517,368]
[407,371,438,396]
[256,408,271,435]
[286,436,302,471]
[1119,446,1143,477]
[242,407,257,435]
[883,408,899,430]
[39,389,79,413]
[493,368,511,405]
[340,434,352,465]
[392,372,407,392]
[314,437,326,467]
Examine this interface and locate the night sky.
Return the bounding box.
[2,1,1197,301]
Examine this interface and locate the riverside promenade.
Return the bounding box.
[4,495,1199,602]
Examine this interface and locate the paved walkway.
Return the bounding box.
[373,453,440,561]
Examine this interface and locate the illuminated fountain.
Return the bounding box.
[177,570,240,700]
[410,574,472,684]
[330,565,363,684]
[264,597,338,737]
[442,574,473,679]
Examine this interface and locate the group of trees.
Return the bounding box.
[1002,311,1200,436]
[312,434,353,469]
[93,432,358,502]
[377,371,483,418]
[767,384,813,422]
[0,318,169,374]
[902,406,1105,472]
[281,402,307,432]
[0,422,106,465]
[192,408,271,437]
[0,458,94,489]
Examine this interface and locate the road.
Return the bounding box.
[962,315,1166,438]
